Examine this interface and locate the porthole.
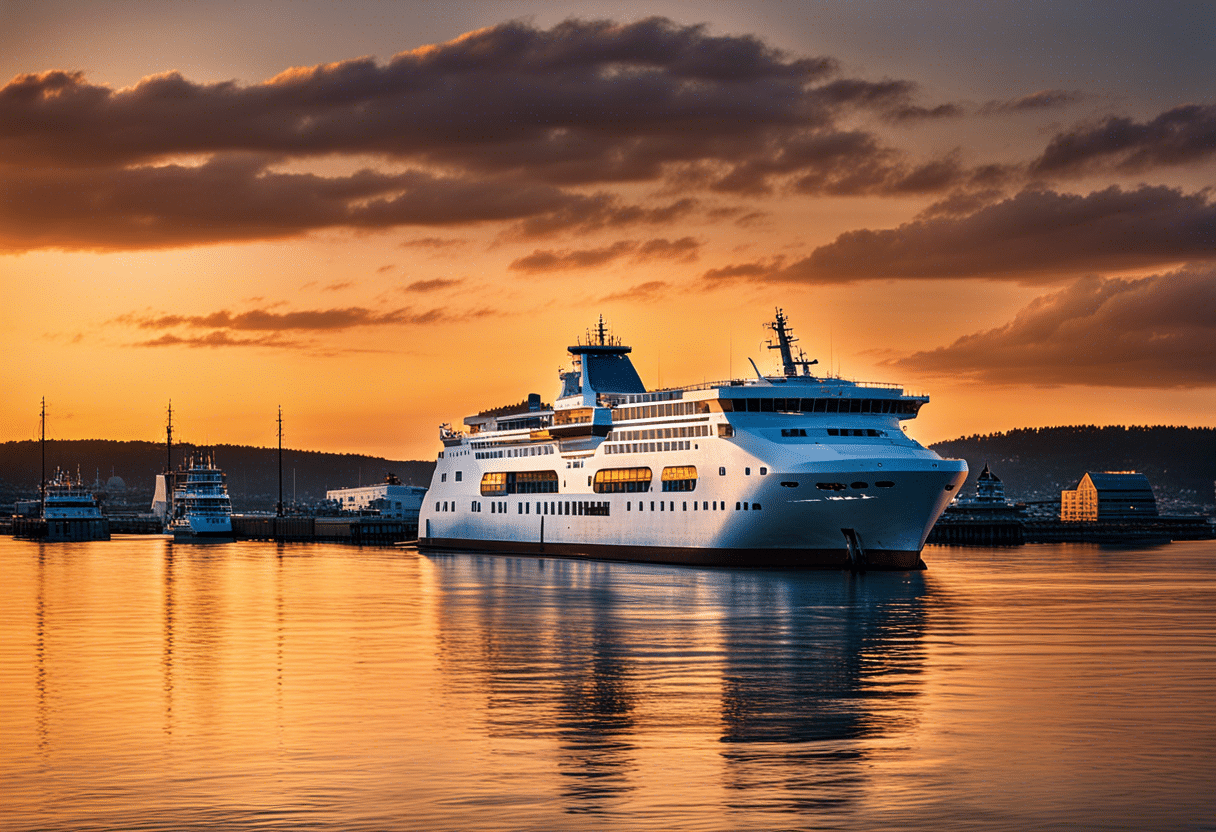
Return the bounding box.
[815,482,847,491]
[851,482,868,489]
[876,481,895,488]
[780,481,799,488]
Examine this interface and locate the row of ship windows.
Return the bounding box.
[720,398,921,415]
[613,401,709,421]
[609,425,710,442]
[605,440,694,455]
[446,500,610,516]
[781,428,888,437]
[609,397,919,420]
[469,465,771,496]
[807,481,896,490]
[438,499,762,515]
[474,445,555,460]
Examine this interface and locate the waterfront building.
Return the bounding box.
[327,475,426,520]
[1060,472,1158,522]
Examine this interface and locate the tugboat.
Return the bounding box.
[170,454,234,541]
[419,309,967,569]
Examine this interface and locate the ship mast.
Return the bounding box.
[165,400,173,473]
[765,308,818,377]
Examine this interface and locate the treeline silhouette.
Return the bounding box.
[930,426,1216,504]
[0,439,434,511]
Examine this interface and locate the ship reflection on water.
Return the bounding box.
[5,537,1215,831]
[429,554,929,817]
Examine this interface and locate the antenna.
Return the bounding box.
[764,307,818,377]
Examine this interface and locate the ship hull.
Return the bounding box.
[419,537,923,569]
[419,462,965,570]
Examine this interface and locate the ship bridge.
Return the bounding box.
[560,316,646,406]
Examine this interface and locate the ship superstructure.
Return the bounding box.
[170,454,234,541]
[419,311,967,569]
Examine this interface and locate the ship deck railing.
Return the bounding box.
[604,377,921,405]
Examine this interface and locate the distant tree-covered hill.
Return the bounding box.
[930,426,1216,510]
[0,440,434,512]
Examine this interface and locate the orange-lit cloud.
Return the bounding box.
[1,17,985,255]
[702,186,1216,284]
[405,278,464,292]
[508,236,699,273]
[116,305,497,350]
[890,269,1216,387]
[600,281,672,302]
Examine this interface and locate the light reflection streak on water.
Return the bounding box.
[0,537,1213,831]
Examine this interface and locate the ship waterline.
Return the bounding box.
[420,311,966,568]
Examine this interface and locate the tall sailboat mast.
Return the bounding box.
[277,406,284,518]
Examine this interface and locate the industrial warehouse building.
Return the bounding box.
[1060,472,1158,522]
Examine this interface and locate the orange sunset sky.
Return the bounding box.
[2,1,1213,460]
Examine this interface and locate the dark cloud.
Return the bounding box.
[509,241,638,273]
[980,89,1082,115]
[914,188,1006,219]
[400,237,466,249]
[702,257,786,283]
[889,269,1216,388]
[0,154,606,251]
[406,278,463,292]
[0,18,976,251]
[508,196,699,238]
[770,186,1216,283]
[509,235,701,273]
[323,280,354,291]
[886,103,964,122]
[635,236,700,262]
[121,305,449,331]
[1031,104,1216,174]
[601,280,671,302]
[134,331,300,349]
[0,19,914,181]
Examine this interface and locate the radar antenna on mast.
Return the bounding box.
[578,314,622,347]
[765,308,819,377]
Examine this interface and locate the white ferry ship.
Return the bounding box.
[170,455,234,541]
[419,310,967,569]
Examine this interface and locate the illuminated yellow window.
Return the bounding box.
[661,466,698,492]
[480,472,508,496]
[593,467,653,494]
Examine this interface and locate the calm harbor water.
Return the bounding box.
[1,535,1214,831]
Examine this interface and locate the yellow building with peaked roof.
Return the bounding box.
[1061,472,1157,522]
